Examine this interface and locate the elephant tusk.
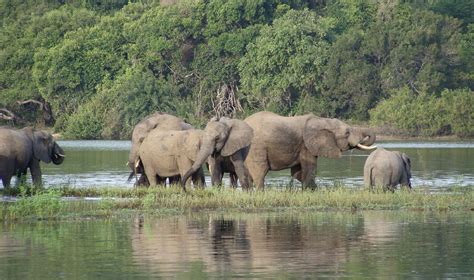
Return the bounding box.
[357,143,377,150]
[57,153,66,157]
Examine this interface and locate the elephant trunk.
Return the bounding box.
[356,129,377,150]
[128,145,138,170]
[181,136,215,191]
[52,142,65,165]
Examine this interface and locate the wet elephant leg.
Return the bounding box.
[299,153,317,190]
[231,153,250,190]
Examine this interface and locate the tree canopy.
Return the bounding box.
[1,0,472,138]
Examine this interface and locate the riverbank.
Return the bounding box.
[1,186,473,221]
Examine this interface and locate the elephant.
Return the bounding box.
[0,127,65,188]
[206,117,253,190]
[244,111,377,190]
[128,112,194,187]
[137,118,250,191]
[363,148,412,191]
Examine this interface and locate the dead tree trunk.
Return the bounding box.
[0,108,18,124]
[212,84,243,119]
[17,98,55,126]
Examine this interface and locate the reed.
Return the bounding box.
[2,185,473,220]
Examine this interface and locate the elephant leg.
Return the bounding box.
[192,168,205,189]
[231,155,250,190]
[143,166,158,186]
[299,154,317,190]
[210,161,223,187]
[248,162,268,190]
[1,175,12,189]
[230,172,238,188]
[291,165,302,181]
[178,158,193,190]
[29,160,43,187]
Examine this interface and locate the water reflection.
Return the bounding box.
[1,211,473,278]
[18,140,470,190]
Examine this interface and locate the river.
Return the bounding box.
[1,211,473,278]
[34,140,474,190]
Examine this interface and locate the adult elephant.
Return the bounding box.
[0,127,65,188]
[206,117,253,190]
[244,111,377,190]
[138,118,250,191]
[364,148,412,191]
[128,112,193,186]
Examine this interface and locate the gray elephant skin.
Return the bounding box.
[128,112,193,186]
[0,127,65,188]
[244,111,377,190]
[364,148,412,191]
[138,118,251,191]
[206,117,253,190]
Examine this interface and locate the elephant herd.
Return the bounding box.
[0,111,413,192]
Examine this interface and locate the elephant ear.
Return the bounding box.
[220,118,254,157]
[33,131,52,163]
[303,118,341,159]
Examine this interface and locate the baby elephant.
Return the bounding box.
[364,148,412,191]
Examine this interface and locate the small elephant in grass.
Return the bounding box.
[206,117,253,190]
[128,112,197,187]
[364,148,412,191]
[0,127,65,188]
[138,118,250,191]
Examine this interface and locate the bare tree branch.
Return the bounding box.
[0,108,18,122]
[17,99,45,110]
[17,98,55,126]
[213,84,243,118]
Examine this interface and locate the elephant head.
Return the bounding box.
[181,117,252,189]
[24,128,65,164]
[303,116,376,159]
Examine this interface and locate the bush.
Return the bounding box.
[370,87,473,137]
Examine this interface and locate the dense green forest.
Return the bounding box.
[1,0,472,139]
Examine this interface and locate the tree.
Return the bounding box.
[239,9,336,114]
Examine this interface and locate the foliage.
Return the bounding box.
[6,189,63,219]
[0,1,472,138]
[239,9,336,114]
[370,87,473,137]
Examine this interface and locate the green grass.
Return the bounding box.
[1,185,473,220]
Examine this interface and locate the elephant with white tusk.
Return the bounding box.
[364,148,412,192]
[0,127,65,188]
[244,111,377,190]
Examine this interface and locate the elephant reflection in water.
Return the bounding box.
[130,214,402,275]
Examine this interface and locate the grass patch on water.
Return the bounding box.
[1,185,473,220]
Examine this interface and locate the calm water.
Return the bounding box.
[1,211,473,279]
[29,140,474,190]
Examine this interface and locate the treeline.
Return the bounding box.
[0,0,472,138]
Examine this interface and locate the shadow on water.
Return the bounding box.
[1,211,473,278]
